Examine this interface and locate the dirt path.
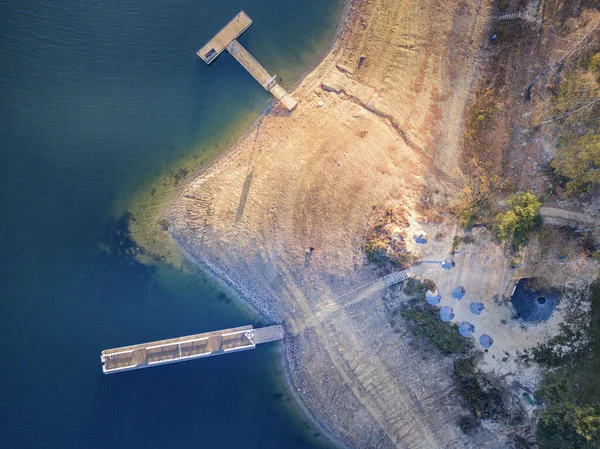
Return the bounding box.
[163,0,501,447]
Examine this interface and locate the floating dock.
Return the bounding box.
[197,11,297,111]
[101,324,284,374]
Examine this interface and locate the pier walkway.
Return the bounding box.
[197,11,297,110]
[101,324,283,374]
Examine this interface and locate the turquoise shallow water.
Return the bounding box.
[0,1,343,448]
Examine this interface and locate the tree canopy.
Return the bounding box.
[550,51,600,195]
[493,192,541,247]
[552,132,600,195]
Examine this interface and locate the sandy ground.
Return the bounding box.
[159,0,507,447]
[408,226,565,386]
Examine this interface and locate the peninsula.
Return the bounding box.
[130,0,600,447]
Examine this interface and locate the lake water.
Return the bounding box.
[0,1,343,447]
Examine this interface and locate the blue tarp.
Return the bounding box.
[440,306,454,322]
[414,234,427,244]
[470,302,485,315]
[425,290,441,305]
[459,321,475,337]
[452,286,466,300]
[479,334,494,348]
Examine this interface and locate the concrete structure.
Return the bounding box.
[197,11,298,110]
[101,324,284,374]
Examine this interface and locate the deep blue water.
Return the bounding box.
[0,1,343,448]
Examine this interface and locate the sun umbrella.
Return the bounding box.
[469,302,485,315]
[479,334,494,348]
[441,257,455,270]
[440,306,454,322]
[458,321,475,337]
[425,290,441,305]
[452,286,466,300]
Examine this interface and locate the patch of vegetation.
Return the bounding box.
[422,278,437,292]
[493,191,542,249]
[462,234,476,244]
[549,51,600,195]
[365,238,388,263]
[451,164,499,229]
[534,283,600,448]
[537,377,600,448]
[452,235,462,252]
[402,277,427,298]
[400,280,473,355]
[102,213,146,264]
[454,356,506,420]
[171,167,189,186]
[454,83,508,229]
[552,132,600,195]
[458,415,479,435]
[364,206,414,268]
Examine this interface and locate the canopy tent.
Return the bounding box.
[511,278,559,322]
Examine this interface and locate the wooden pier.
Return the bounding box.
[101,324,284,374]
[197,11,297,111]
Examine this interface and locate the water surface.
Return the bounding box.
[0,1,343,447]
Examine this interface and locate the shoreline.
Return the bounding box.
[148,0,497,446]
[130,4,355,446]
[170,233,349,448]
[126,1,352,271]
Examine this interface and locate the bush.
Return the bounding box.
[454,357,505,419]
[401,305,473,355]
[452,235,462,252]
[458,415,479,434]
[365,237,389,264]
[551,133,600,195]
[537,400,600,448]
[549,51,600,195]
[493,191,542,248]
[535,284,600,448]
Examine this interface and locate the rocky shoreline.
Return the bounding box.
[158,0,499,447]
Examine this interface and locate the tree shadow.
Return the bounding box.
[235,168,254,222]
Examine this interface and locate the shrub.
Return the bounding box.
[365,237,389,264]
[551,133,600,195]
[493,191,542,248]
[454,357,505,419]
[401,305,472,355]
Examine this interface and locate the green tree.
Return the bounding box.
[548,51,600,195]
[493,192,541,247]
[552,133,600,194]
[537,402,600,448]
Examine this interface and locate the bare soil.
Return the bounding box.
[157,0,504,447]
